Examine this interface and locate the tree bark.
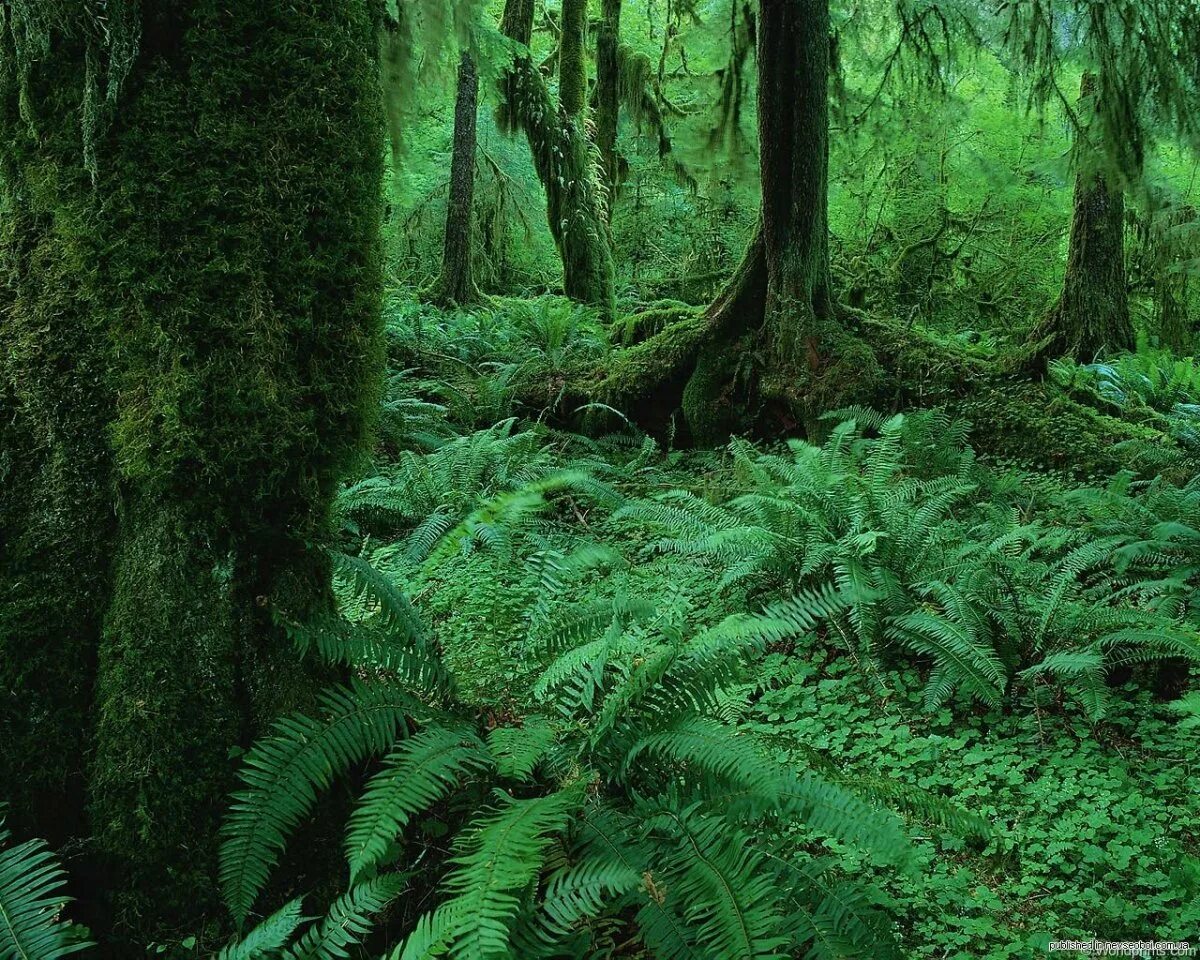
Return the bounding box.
[559,0,589,120]
[0,33,114,852]
[499,0,615,317]
[429,52,480,305]
[1153,205,1193,354]
[1033,72,1133,360]
[670,0,878,440]
[596,0,623,194]
[1,1,384,945]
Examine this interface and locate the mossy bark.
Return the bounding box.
[499,0,615,317]
[596,0,623,193]
[1032,73,1133,361]
[428,52,481,306]
[559,0,588,120]
[2,0,384,945]
[1152,205,1193,354]
[0,36,114,848]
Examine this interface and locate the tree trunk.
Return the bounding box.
[1153,205,1193,354]
[559,0,588,120]
[675,0,878,440]
[428,52,480,306]
[0,33,114,852]
[1033,72,1133,361]
[596,0,623,194]
[1,1,384,945]
[499,0,615,317]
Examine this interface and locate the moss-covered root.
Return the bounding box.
[865,315,1176,477]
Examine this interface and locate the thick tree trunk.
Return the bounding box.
[1,1,384,945]
[596,0,623,194]
[758,0,833,360]
[559,0,588,120]
[0,38,114,851]
[674,0,878,440]
[429,52,480,306]
[1033,72,1133,360]
[499,0,615,317]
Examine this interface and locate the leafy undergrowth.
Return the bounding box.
[313,316,1200,955]
[135,300,1197,958]
[748,662,1200,957]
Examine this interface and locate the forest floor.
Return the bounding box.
[335,294,1200,958]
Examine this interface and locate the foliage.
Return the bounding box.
[0,815,90,959]
[216,464,936,958]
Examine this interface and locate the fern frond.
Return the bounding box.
[487,718,558,782]
[0,819,90,960]
[281,876,407,960]
[440,788,580,960]
[347,725,491,882]
[216,899,306,960]
[220,682,416,924]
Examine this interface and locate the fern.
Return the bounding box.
[215,899,306,960]
[346,726,491,882]
[439,788,579,960]
[0,818,90,960]
[280,876,407,960]
[220,681,417,924]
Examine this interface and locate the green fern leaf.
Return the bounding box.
[346,726,491,882]
[220,681,416,924]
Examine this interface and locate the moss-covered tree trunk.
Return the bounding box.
[1153,205,1193,354]
[559,0,588,119]
[596,0,623,194]
[429,52,480,306]
[499,0,615,317]
[2,0,383,945]
[619,0,876,442]
[0,33,115,850]
[1033,72,1133,360]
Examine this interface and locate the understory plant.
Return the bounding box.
[213,477,934,958]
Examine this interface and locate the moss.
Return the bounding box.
[611,302,700,345]
[598,309,711,403]
[863,314,1178,477]
[0,28,114,848]
[91,0,384,939]
[960,384,1169,478]
[681,342,741,445]
[498,0,614,316]
[4,0,385,943]
[557,0,588,119]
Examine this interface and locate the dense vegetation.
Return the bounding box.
[1,0,1199,958]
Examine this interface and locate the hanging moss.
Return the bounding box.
[497,0,615,317]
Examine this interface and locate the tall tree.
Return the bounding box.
[428,51,481,305]
[600,0,878,443]
[0,0,384,944]
[1031,72,1133,360]
[595,0,623,193]
[559,0,588,119]
[498,0,615,316]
